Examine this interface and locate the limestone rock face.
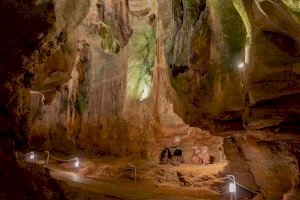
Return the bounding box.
[224,132,300,199]
[164,0,247,131]
[3,0,299,199]
[29,0,132,155]
[163,0,300,199]
[28,0,223,161]
[165,0,300,131]
[0,0,90,199]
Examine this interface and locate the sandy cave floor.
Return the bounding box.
[27,153,233,199]
[54,170,223,200]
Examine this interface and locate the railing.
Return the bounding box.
[128,164,137,186]
[27,151,138,184]
[26,151,81,173]
[28,151,258,197]
[221,175,258,200]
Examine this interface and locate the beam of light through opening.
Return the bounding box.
[140,85,149,101]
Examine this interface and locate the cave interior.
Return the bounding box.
[0,0,300,199]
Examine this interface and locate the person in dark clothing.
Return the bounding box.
[173,149,182,157]
[173,148,184,164]
[159,148,172,164]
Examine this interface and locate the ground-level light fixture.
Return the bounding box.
[238,62,246,69]
[29,151,35,160]
[74,157,80,168]
[221,174,257,198]
[227,175,237,200]
[229,182,236,193]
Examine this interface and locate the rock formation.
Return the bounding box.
[162,0,300,199]
[0,0,299,199]
[0,0,90,199]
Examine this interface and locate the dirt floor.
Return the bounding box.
[53,170,223,200]
[29,153,231,199]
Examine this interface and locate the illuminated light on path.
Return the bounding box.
[229,182,237,193]
[28,151,35,160]
[238,63,245,68]
[227,175,237,200]
[74,157,80,168]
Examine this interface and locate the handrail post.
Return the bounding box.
[227,175,237,200]
[74,157,80,173]
[45,151,49,167]
[128,164,137,186]
[134,165,136,186]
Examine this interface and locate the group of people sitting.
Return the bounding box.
[159,146,210,165]
[191,146,210,165]
[159,147,184,165]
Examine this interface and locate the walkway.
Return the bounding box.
[51,168,222,200]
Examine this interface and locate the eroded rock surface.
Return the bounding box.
[28,0,223,162]
[162,0,300,199]
[0,0,90,199]
[2,0,299,199]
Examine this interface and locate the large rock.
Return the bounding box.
[224,132,300,199]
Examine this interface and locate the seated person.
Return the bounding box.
[172,148,184,165]
[201,146,210,165]
[191,146,210,165]
[192,148,203,164]
[159,147,172,164]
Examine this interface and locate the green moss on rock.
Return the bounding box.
[127,24,156,100]
[99,21,121,54]
[75,89,88,115]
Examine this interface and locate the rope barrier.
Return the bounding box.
[48,154,77,162]
[117,168,132,172]
[29,151,257,193]
[220,177,258,194]
[44,151,79,171]
[235,182,258,194]
[117,164,137,186]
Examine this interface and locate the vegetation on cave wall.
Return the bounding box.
[127,24,156,100]
[99,21,121,54]
[75,89,88,115]
[281,0,300,21]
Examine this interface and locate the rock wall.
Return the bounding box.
[0,0,90,199]
[11,1,299,198]
[29,0,132,155]
[224,131,300,199]
[0,0,224,199]
[164,0,247,132]
[163,0,300,199]
[28,0,223,162]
